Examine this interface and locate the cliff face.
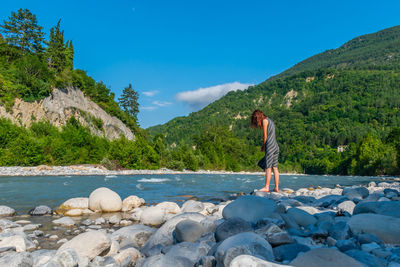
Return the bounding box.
[0,87,135,141]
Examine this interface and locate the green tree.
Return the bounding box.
[118,84,139,122]
[0,9,45,53]
[46,19,71,72]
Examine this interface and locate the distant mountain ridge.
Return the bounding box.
[271,25,400,80]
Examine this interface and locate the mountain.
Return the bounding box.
[272,25,400,80]
[149,25,400,175]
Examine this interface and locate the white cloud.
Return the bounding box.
[176,82,252,110]
[152,100,172,107]
[142,90,159,97]
[141,106,157,111]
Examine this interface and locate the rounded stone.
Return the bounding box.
[287,207,317,227]
[122,195,145,212]
[88,187,122,212]
[140,206,166,226]
[290,248,364,267]
[57,231,111,262]
[175,220,204,242]
[57,198,88,215]
[52,217,75,227]
[215,217,252,242]
[215,232,274,267]
[222,196,277,224]
[29,205,52,216]
[0,205,16,216]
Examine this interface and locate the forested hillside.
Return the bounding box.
[149,26,400,175]
[273,25,400,79]
[0,9,159,169]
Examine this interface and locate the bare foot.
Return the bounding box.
[258,187,270,193]
[273,188,279,193]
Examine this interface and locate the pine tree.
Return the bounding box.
[118,84,139,121]
[0,9,45,53]
[46,20,73,72]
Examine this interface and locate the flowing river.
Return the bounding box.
[0,173,390,214]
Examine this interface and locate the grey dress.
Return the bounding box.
[257,117,279,170]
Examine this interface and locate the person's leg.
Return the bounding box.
[272,167,279,192]
[259,168,272,192]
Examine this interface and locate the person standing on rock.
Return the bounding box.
[251,110,280,193]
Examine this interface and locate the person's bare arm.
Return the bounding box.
[261,119,268,151]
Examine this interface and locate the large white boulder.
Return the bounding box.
[290,248,363,267]
[88,187,122,212]
[57,231,111,262]
[140,206,167,226]
[215,232,274,267]
[348,213,400,244]
[122,195,145,212]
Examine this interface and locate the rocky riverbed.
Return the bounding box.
[1,181,400,266]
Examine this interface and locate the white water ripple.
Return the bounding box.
[138,178,171,183]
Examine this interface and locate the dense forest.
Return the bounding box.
[1,9,400,175]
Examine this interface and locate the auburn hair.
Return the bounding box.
[250,110,266,129]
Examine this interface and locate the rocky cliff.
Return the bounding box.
[0,87,135,141]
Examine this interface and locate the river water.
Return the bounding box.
[0,174,387,213]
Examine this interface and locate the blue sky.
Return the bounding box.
[2,1,400,128]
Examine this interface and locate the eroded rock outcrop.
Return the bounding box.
[0,87,134,140]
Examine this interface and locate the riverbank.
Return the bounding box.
[0,165,287,177]
[1,181,400,266]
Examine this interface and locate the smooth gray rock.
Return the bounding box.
[345,249,386,267]
[29,205,52,216]
[338,201,356,215]
[0,219,21,230]
[222,196,277,224]
[52,217,75,227]
[336,239,358,252]
[356,233,384,246]
[181,200,204,213]
[175,220,204,243]
[267,231,294,247]
[353,201,400,218]
[286,208,317,227]
[50,248,79,267]
[141,254,194,267]
[384,188,399,197]
[313,195,345,207]
[0,251,33,266]
[199,256,215,267]
[0,205,16,216]
[361,242,381,253]
[0,234,36,252]
[280,213,300,230]
[215,218,252,242]
[290,248,364,267]
[215,232,274,267]
[329,221,351,240]
[165,241,211,264]
[142,212,205,253]
[32,249,57,266]
[57,231,111,262]
[348,214,400,244]
[273,243,310,261]
[112,224,156,248]
[343,187,369,200]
